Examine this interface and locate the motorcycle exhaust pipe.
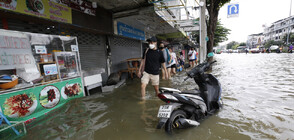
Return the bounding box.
[177,118,200,128]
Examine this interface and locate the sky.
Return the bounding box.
[218,0,294,46]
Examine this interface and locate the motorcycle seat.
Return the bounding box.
[181,90,201,95]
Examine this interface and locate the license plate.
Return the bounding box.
[157,105,172,118]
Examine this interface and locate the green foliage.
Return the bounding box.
[239,42,246,46]
[191,20,230,46]
[264,40,283,48]
[282,33,294,44]
[226,41,239,49]
[214,20,231,46]
[206,0,231,10]
[232,44,239,50]
[191,31,199,43]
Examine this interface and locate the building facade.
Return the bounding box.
[263,16,294,42]
[247,33,264,49]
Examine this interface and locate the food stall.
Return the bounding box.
[0,29,85,125]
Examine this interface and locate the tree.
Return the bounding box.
[239,42,246,46]
[232,44,239,50]
[226,41,238,49]
[206,0,231,58]
[282,33,294,45]
[191,20,230,46]
[214,20,231,46]
[264,40,283,48]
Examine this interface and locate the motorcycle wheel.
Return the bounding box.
[165,110,187,134]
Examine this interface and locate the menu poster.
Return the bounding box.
[0,0,72,24]
[43,64,58,75]
[71,45,78,52]
[35,45,47,54]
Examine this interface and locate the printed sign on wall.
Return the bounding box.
[0,0,72,23]
[0,32,36,70]
[117,22,145,41]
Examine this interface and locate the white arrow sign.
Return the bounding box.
[228,4,239,18]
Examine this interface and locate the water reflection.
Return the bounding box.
[22,53,294,140]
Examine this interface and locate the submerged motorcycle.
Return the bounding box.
[156,53,222,133]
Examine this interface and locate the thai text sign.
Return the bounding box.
[49,0,96,16]
[117,22,145,41]
[0,32,35,70]
[0,0,72,24]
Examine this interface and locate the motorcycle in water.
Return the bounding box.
[156,53,222,133]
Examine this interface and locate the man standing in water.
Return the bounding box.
[138,37,168,99]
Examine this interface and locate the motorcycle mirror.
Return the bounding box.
[207,52,214,58]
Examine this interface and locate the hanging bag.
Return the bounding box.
[166,48,173,64]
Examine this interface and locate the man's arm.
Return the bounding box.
[138,59,144,76]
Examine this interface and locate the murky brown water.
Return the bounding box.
[22,53,294,140]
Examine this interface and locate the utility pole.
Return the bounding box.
[199,0,207,63]
[287,0,292,45]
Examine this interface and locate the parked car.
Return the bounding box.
[270,45,279,50]
[232,50,238,53]
[250,48,260,53]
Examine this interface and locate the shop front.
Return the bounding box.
[1,0,113,85]
[0,29,84,127]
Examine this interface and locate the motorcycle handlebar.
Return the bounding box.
[210,60,217,65]
[184,76,189,81]
[186,60,217,79]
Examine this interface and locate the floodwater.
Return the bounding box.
[22,53,294,140]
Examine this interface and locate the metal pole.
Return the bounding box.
[287,0,292,45]
[199,0,206,63]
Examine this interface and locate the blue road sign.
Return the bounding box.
[227,4,239,18]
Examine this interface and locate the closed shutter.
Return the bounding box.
[0,20,2,29]
[4,18,60,34]
[75,33,108,83]
[110,36,142,73]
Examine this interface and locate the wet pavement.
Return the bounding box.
[22,53,294,140]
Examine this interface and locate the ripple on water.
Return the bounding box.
[22,54,294,140]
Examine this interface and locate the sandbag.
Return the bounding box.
[106,73,120,85]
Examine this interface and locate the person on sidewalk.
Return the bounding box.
[167,47,177,77]
[289,44,293,53]
[195,49,198,65]
[188,47,196,68]
[159,43,170,80]
[138,37,168,99]
[179,52,185,69]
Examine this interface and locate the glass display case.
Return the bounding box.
[0,29,82,93]
[55,52,79,79]
[0,29,85,125]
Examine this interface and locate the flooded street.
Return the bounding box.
[22,53,294,140]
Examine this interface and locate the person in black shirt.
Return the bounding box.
[138,37,168,99]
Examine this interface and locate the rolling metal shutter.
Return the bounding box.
[1,18,108,82]
[109,36,142,73]
[75,33,108,82]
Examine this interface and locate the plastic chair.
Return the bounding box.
[0,112,20,136]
